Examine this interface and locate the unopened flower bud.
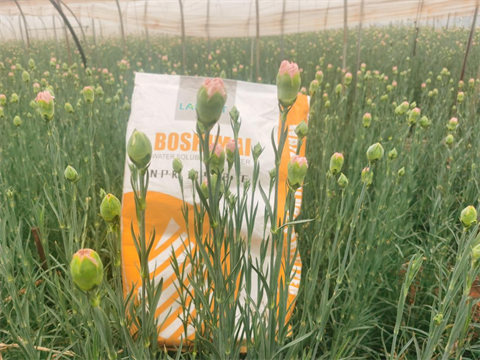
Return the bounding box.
[345,72,352,85]
[172,158,183,173]
[188,169,198,181]
[288,155,308,187]
[252,142,263,161]
[196,78,227,131]
[230,105,240,123]
[127,130,152,169]
[70,249,104,291]
[363,113,372,128]
[388,148,398,160]
[0,94,6,106]
[295,120,308,139]
[408,107,420,125]
[28,58,35,69]
[64,165,79,183]
[361,167,373,186]
[366,143,384,163]
[447,117,458,131]
[10,93,19,103]
[315,71,324,84]
[330,152,344,175]
[22,71,30,83]
[13,116,22,127]
[461,205,477,229]
[276,61,301,107]
[419,116,430,129]
[100,194,121,222]
[457,92,465,103]
[82,86,95,103]
[395,101,409,115]
[445,134,454,145]
[398,167,405,177]
[35,91,55,121]
[309,80,319,96]
[335,84,342,95]
[337,173,349,188]
[226,139,236,164]
[209,143,225,173]
[65,102,74,113]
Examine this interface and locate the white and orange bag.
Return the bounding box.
[121,73,308,346]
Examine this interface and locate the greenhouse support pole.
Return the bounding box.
[92,18,96,47]
[460,4,478,83]
[412,0,424,57]
[18,15,26,50]
[13,0,30,49]
[53,16,59,54]
[355,0,365,74]
[49,0,87,67]
[115,0,126,55]
[59,0,88,46]
[324,0,330,31]
[144,0,150,52]
[280,0,286,60]
[255,0,260,82]
[446,13,450,29]
[178,0,187,75]
[341,0,348,89]
[64,22,72,66]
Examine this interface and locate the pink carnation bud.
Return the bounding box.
[278,60,300,78]
[450,117,458,124]
[226,139,236,153]
[103,69,108,74]
[203,77,227,99]
[421,83,426,88]
[35,91,55,103]
[209,142,224,157]
[290,155,308,167]
[392,81,398,87]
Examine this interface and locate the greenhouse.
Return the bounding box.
[2,0,480,359]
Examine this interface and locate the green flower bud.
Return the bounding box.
[329,152,344,175]
[362,113,372,128]
[95,86,104,98]
[315,71,324,84]
[127,130,152,169]
[64,165,79,183]
[398,167,405,177]
[335,83,342,95]
[295,120,308,139]
[13,116,22,127]
[229,105,240,123]
[196,78,227,131]
[445,134,454,145]
[337,173,349,188]
[461,205,477,229]
[29,100,37,109]
[276,61,301,107]
[345,72,352,85]
[361,167,373,186]
[219,70,226,79]
[388,148,398,160]
[123,101,131,111]
[408,107,420,125]
[22,71,30,83]
[288,156,308,188]
[419,116,430,129]
[269,168,276,181]
[200,174,223,199]
[366,143,384,163]
[457,92,465,103]
[100,194,122,222]
[188,169,198,181]
[172,158,183,173]
[28,58,35,69]
[0,95,6,106]
[395,101,409,115]
[324,100,331,108]
[82,86,95,103]
[70,249,104,291]
[309,80,319,96]
[252,142,263,161]
[434,313,443,325]
[10,93,19,103]
[65,102,74,113]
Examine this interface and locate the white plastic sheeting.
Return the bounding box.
[0,0,478,40]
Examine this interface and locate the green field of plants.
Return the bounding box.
[2,25,480,359]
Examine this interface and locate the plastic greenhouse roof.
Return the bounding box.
[0,0,479,40]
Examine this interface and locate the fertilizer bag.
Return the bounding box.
[121,73,309,346]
